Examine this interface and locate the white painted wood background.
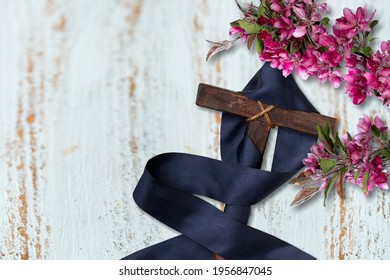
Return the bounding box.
[0,0,389,260]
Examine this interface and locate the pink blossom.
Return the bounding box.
[345,136,369,164]
[258,31,287,69]
[345,55,358,67]
[357,115,371,133]
[229,26,248,42]
[215,1,388,106]
[344,68,369,105]
[293,6,307,20]
[294,48,321,80]
[303,143,326,172]
[293,25,307,38]
[320,179,329,191]
[280,55,295,77]
[311,143,326,157]
[310,24,327,43]
[319,35,338,51]
[333,6,375,44]
[381,41,390,53]
[319,51,342,67]
[270,1,283,13]
[369,157,389,190]
[329,71,342,88]
[353,133,371,143]
[303,157,317,167]
[374,116,387,132]
[383,90,390,106]
[364,72,381,90]
[274,16,295,40]
[317,3,329,13]
[363,43,390,103]
[347,143,366,164]
[356,6,376,31]
[296,66,310,80]
[302,156,320,173]
[371,172,388,190]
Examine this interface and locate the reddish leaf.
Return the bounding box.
[336,175,344,199]
[206,45,219,61]
[247,33,257,50]
[289,172,311,186]
[234,0,245,13]
[206,39,238,61]
[290,186,320,207]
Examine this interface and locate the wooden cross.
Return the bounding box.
[196,83,337,156]
[196,83,337,260]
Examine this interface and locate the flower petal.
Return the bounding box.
[293,26,307,38]
[343,8,355,22]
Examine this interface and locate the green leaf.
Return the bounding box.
[256,39,264,54]
[323,174,339,207]
[362,170,369,195]
[350,46,359,54]
[285,41,298,54]
[380,132,388,142]
[261,0,271,17]
[362,46,373,57]
[316,124,333,153]
[237,20,262,34]
[380,146,390,158]
[320,158,336,174]
[371,125,381,137]
[257,6,265,17]
[354,168,361,181]
[325,123,331,137]
[318,46,328,52]
[369,37,377,43]
[370,20,379,29]
[261,0,268,9]
[335,133,346,152]
[284,44,291,54]
[328,131,336,145]
[290,41,297,53]
[316,124,326,140]
[230,20,240,27]
[321,17,330,26]
[355,51,366,58]
[339,167,348,173]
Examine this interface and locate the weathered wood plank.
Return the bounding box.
[0,0,389,260]
[196,83,337,136]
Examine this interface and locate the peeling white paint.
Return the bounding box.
[0,0,389,260]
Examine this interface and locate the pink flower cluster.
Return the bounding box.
[302,115,389,197]
[252,0,344,87]
[344,116,389,192]
[225,1,390,107]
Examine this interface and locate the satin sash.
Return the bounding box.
[122,63,317,260]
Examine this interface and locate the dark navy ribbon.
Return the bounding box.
[123,63,317,260]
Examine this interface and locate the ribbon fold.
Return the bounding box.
[123,63,318,260]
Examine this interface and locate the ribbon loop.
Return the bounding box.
[122,63,333,260]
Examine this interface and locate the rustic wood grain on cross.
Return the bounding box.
[196,83,337,260]
[196,83,337,155]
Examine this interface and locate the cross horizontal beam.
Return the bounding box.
[196,83,337,137]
